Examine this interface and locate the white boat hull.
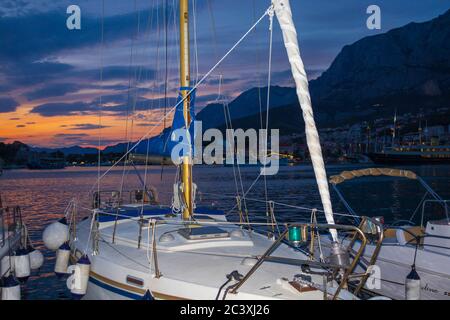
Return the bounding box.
[71,216,358,300]
[319,237,450,300]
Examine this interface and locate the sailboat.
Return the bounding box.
[43,0,387,300]
[320,168,450,300]
[1,180,44,300]
[0,198,23,278]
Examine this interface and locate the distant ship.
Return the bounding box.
[367,144,450,164]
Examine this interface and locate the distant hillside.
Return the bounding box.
[197,86,298,130]
[310,8,450,120]
[32,145,98,155]
[16,9,450,154]
[198,9,450,131]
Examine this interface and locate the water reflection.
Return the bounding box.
[0,164,448,299]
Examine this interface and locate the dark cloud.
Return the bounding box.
[0,8,158,100]
[0,0,44,17]
[54,133,89,140]
[29,95,171,117]
[0,6,170,63]
[30,101,97,117]
[68,123,111,130]
[14,65,156,102]
[25,82,80,101]
[96,66,156,81]
[99,96,177,116]
[16,124,26,128]
[0,84,12,93]
[0,97,19,113]
[52,132,119,147]
[9,117,20,120]
[136,123,159,127]
[26,122,36,125]
[2,61,75,86]
[205,77,240,86]
[71,66,157,85]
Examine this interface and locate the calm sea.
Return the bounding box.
[1,164,449,299]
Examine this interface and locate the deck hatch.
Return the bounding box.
[178,226,229,240]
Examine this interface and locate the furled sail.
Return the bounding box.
[131,88,196,159]
[167,87,197,162]
[273,0,337,241]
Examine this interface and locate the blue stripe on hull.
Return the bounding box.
[89,276,143,300]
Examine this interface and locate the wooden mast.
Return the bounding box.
[179,0,193,220]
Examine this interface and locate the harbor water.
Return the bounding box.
[0,164,449,299]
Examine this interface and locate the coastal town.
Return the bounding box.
[1,106,449,169]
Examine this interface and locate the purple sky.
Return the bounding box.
[0,0,449,147]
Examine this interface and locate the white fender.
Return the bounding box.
[405,266,421,300]
[55,242,71,277]
[66,264,79,290]
[66,255,91,299]
[28,247,44,271]
[42,217,69,251]
[14,248,31,283]
[1,275,21,300]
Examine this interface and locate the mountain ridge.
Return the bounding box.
[23,8,450,153]
[198,8,450,129]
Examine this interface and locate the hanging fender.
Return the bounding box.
[66,255,91,299]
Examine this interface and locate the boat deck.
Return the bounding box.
[73,211,354,300]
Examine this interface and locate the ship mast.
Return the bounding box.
[179,0,193,220]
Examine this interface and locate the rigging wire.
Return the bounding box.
[160,0,170,181]
[163,0,169,131]
[160,0,180,180]
[262,7,275,223]
[113,0,159,239]
[192,0,200,84]
[97,0,105,199]
[223,99,250,225]
[119,0,140,198]
[89,5,273,192]
[141,0,160,218]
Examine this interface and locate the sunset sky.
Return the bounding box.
[1,0,449,148]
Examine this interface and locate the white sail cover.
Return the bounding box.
[273,0,337,241]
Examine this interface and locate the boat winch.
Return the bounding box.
[327,242,350,268]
